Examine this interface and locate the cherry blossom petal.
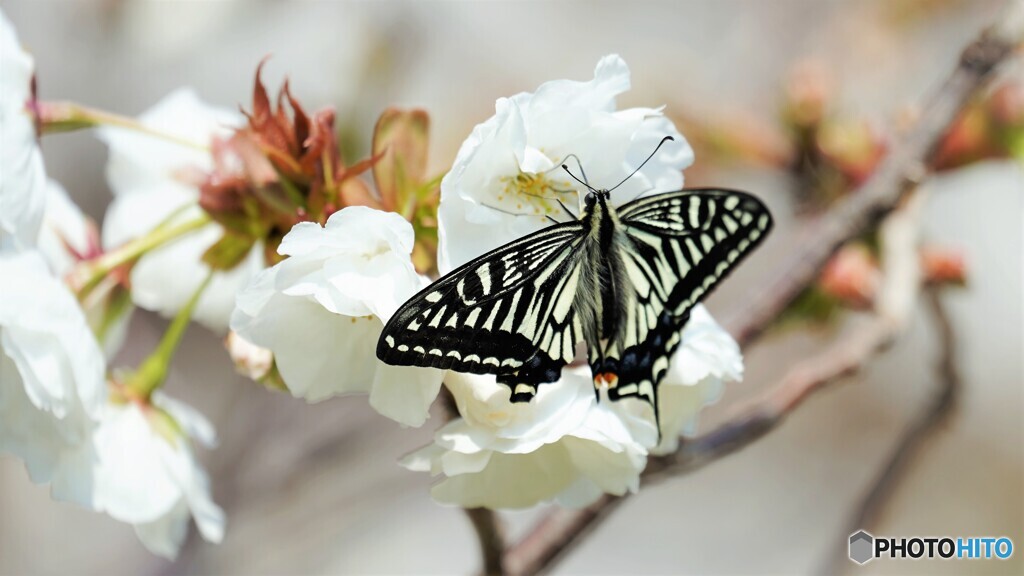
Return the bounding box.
[231,206,444,427]
[0,10,46,252]
[0,251,105,506]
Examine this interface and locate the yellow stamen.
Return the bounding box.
[497,171,575,215]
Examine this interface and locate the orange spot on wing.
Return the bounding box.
[594,372,619,388]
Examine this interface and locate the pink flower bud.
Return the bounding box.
[921,246,968,286]
[819,244,880,308]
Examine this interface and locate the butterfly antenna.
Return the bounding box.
[607,135,675,193]
[561,164,599,194]
[561,153,591,187]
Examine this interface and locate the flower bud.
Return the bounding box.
[782,60,833,129]
[920,246,967,286]
[818,243,880,308]
[816,119,887,186]
[225,330,273,381]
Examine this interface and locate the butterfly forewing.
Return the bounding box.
[377,221,587,376]
[622,189,772,315]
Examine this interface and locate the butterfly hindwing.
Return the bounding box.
[377,220,586,383]
[590,309,691,428]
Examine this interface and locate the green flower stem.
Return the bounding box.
[35,100,209,151]
[74,214,211,301]
[125,272,214,400]
[94,282,134,346]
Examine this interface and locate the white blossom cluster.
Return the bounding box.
[0,5,744,559]
[409,55,741,506]
[0,10,222,558]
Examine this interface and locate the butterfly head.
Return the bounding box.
[583,189,611,208]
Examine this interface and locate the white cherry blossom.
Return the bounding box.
[92,391,224,559]
[0,14,224,556]
[99,88,264,332]
[403,306,743,508]
[230,206,444,427]
[438,53,694,273]
[0,253,226,557]
[0,9,47,252]
[0,251,105,506]
[403,367,657,509]
[419,55,742,507]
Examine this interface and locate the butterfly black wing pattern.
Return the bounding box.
[590,190,773,421]
[377,185,772,426]
[377,220,588,398]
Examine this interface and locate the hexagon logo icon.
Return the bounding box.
[849,530,874,564]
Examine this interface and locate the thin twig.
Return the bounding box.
[644,320,898,482]
[465,508,509,576]
[506,6,1022,570]
[818,288,961,576]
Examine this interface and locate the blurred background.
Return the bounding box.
[1,1,1021,574]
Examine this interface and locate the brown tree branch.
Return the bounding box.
[505,5,1022,573]
[437,386,511,575]
[819,288,961,576]
[504,495,624,576]
[646,185,925,482]
[723,9,1019,348]
[465,507,509,576]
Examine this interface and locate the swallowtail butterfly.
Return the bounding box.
[377,137,772,430]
